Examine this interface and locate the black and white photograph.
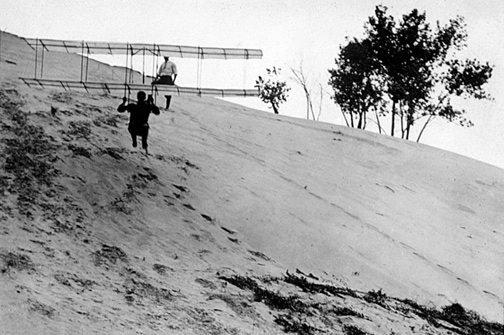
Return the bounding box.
[0,1,502,334]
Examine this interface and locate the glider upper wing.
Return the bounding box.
[23,38,263,60]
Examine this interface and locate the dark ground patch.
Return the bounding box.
[0,251,36,274]
[92,245,128,267]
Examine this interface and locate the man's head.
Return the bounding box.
[137,91,146,102]
[164,56,169,62]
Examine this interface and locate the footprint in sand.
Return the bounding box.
[200,214,213,223]
[456,277,473,287]
[183,203,196,211]
[173,184,189,193]
[483,290,500,299]
[248,250,272,262]
[195,278,217,290]
[436,264,454,275]
[412,251,428,262]
[220,226,236,235]
[152,264,174,276]
[173,184,189,199]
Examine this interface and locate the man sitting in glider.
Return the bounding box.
[153,56,178,85]
[152,56,178,109]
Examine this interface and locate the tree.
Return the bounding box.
[328,5,493,141]
[416,57,492,141]
[256,67,290,114]
[290,62,325,121]
[367,6,437,138]
[328,38,383,130]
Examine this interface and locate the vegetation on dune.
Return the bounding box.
[284,270,359,298]
[343,324,372,335]
[0,251,36,274]
[0,91,60,218]
[0,89,88,233]
[220,272,503,335]
[396,299,504,335]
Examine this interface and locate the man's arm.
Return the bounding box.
[152,104,160,115]
[117,97,128,113]
[172,63,178,84]
[147,95,160,115]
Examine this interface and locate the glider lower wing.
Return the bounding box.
[20,78,260,97]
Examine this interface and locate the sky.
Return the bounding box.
[1,0,504,169]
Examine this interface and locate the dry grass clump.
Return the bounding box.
[0,251,36,274]
[221,272,503,335]
[1,93,60,217]
[92,244,129,266]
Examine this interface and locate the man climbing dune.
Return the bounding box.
[117,91,160,154]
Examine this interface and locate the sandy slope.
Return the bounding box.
[154,96,504,321]
[0,31,503,334]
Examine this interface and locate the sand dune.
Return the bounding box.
[0,31,502,334]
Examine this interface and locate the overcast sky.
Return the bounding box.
[1,0,503,169]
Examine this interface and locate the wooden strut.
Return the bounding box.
[21,78,31,87]
[62,40,69,53]
[80,41,85,82]
[197,47,203,89]
[244,49,250,89]
[153,44,159,104]
[39,40,48,78]
[150,43,156,100]
[142,47,145,84]
[128,44,134,102]
[85,43,90,82]
[123,43,129,101]
[34,39,38,79]
[129,44,134,85]
[0,30,2,75]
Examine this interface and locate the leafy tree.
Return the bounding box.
[328,5,493,141]
[256,67,290,114]
[367,7,437,138]
[328,38,383,130]
[416,57,492,141]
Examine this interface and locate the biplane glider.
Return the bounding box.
[19,37,263,100]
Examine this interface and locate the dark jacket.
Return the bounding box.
[118,101,160,127]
